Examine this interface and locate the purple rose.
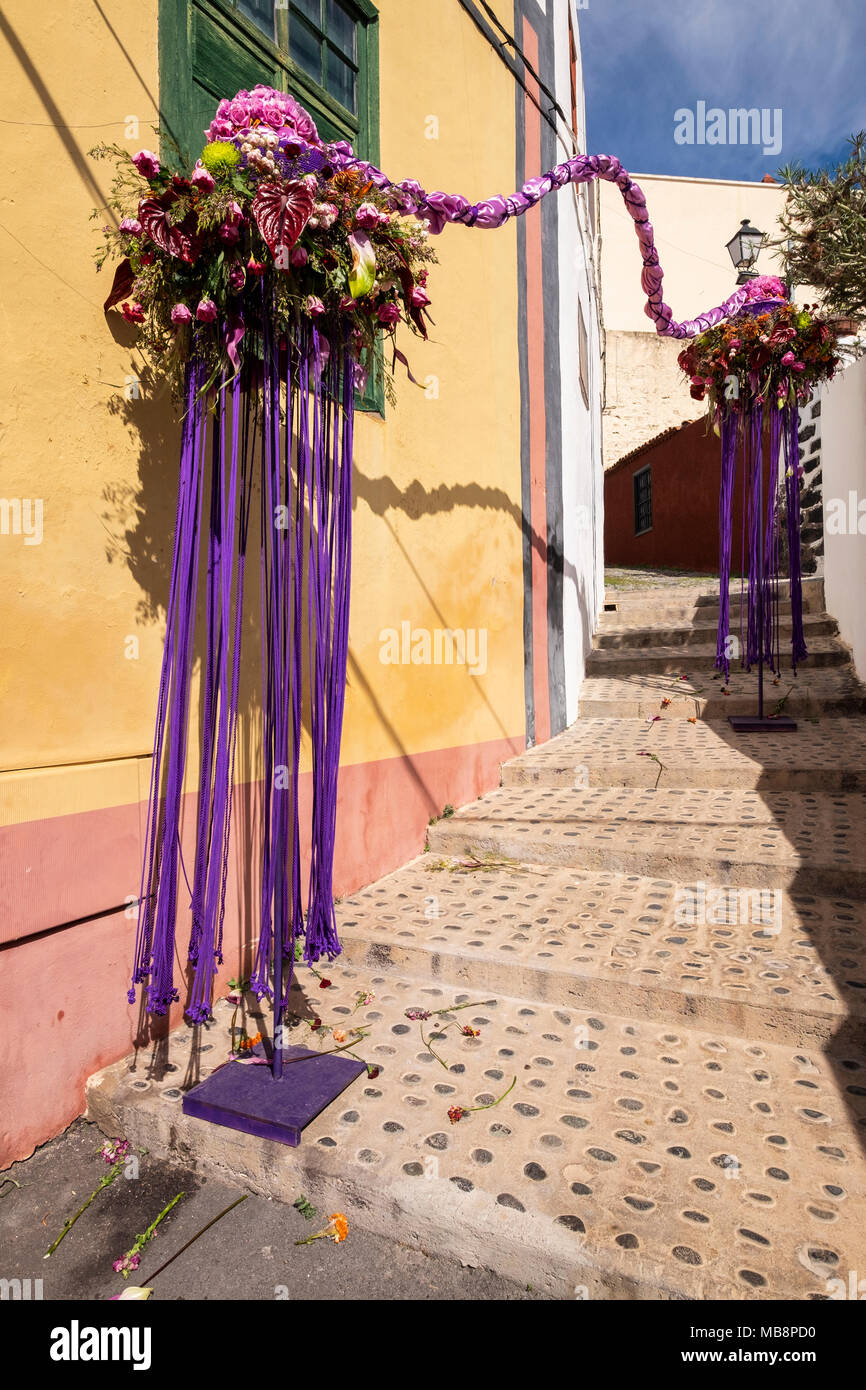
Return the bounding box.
[411,286,431,308]
[355,202,381,230]
[119,218,142,236]
[196,299,218,323]
[132,149,160,179]
[229,99,249,127]
[781,350,796,365]
[285,96,319,144]
[171,304,192,324]
[305,296,326,318]
[263,101,285,129]
[290,246,308,268]
[377,302,401,326]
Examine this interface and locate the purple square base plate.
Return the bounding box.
[182,1047,366,1147]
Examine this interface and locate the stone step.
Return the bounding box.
[86,968,866,1301]
[577,667,866,720]
[426,787,866,898]
[336,857,866,1048]
[595,615,837,649]
[603,577,825,610]
[501,718,866,792]
[586,639,848,678]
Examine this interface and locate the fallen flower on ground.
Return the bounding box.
[447,1077,517,1125]
[99,1138,130,1165]
[295,1212,349,1246]
[114,1192,184,1278]
[109,1194,248,1299]
[461,1025,480,1037]
[46,1148,127,1257]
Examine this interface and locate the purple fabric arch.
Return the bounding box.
[329,144,769,340]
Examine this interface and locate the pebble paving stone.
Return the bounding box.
[86,575,866,1300]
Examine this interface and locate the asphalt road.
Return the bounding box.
[0,1120,547,1302]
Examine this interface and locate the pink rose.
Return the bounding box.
[315,203,339,229]
[229,99,250,127]
[355,202,381,230]
[121,302,145,324]
[132,149,160,179]
[119,218,142,236]
[290,246,308,268]
[284,96,319,144]
[171,303,192,324]
[377,302,401,326]
[196,299,218,323]
[263,101,285,129]
[411,286,431,308]
[191,165,215,193]
[791,361,806,372]
[305,296,326,318]
[781,351,796,365]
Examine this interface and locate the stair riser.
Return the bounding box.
[85,1072,687,1302]
[601,600,823,625]
[595,619,837,649]
[339,932,859,1049]
[577,694,866,719]
[426,824,866,898]
[500,765,866,792]
[587,650,847,677]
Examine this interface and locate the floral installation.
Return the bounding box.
[677,278,840,421]
[92,85,437,402]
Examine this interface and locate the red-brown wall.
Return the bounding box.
[605,418,738,574]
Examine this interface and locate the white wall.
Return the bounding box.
[821,353,866,678]
[556,0,604,725]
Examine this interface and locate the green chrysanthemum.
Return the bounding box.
[201,141,241,175]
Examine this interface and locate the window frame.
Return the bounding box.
[633,464,653,536]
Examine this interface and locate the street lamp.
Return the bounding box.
[726,218,766,284]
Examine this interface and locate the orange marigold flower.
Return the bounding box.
[329,1213,349,1243]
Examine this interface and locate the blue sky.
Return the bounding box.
[578,0,866,181]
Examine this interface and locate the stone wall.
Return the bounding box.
[798,396,824,576]
[603,331,704,468]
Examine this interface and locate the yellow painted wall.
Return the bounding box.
[0,0,523,829]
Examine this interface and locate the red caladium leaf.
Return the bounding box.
[103,258,135,312]
[252,180,314,268]
[138,197,195,263]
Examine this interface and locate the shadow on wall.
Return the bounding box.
[101,359,570,1040]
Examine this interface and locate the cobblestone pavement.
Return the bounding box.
[84,578,866,1300]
